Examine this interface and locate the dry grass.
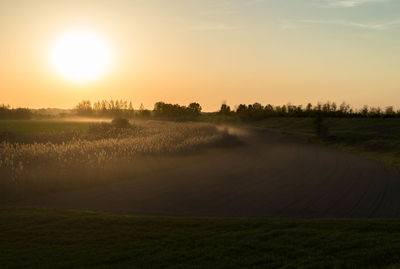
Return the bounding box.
[0,120,234,201]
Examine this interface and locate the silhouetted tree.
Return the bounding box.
[0,105,32,119]
[219,103,231,115]
[138,103,150,117]
[74,100,93,116]
[187,102,202,116]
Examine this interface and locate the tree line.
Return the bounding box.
[1,100,400,120]
[0,105,32,119]
[218,101,400,119]
[73,100,202,119]
[74,100,136,117]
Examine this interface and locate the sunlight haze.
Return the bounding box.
[3,2,400,266]
[50,29,113,82]
[1,0,399,110]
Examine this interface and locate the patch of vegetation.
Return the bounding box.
[1,207,400,268]
[0,120,238,202]
[252,117,400,169]
[111,117,130,128]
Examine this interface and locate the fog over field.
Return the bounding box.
[0,117,398,218]
[3,0,400,267]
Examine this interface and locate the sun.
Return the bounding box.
[51,30,112,82]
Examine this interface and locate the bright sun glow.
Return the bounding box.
[51,30,112,82]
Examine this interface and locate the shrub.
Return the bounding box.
[314,114,329,139]
[111,117,130,128]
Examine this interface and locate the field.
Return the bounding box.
[2,207,400,268]
[3,119,398,218]
[250,117,400,169]
[0,119,91,135]
[2,119,400,218]
[2,118,400,268]
[0,119,235,202]
[4,0,400,267]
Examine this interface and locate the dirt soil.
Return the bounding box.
[11,129,400,218]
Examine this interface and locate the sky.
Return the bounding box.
[1,0,400,111]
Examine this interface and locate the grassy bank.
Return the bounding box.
[1,207,400,268]
[251,117,400,170]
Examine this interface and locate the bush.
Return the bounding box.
[314,114,329,139]
[111,117,130,128]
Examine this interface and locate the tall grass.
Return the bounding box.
[0,120,234,201]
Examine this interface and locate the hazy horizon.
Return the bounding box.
[1,0,400,111]
[2,100,399,113]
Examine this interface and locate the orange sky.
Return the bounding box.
[1,0,400,111]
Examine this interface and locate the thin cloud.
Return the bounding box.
[298,19,400,30]
[324,0,391,7]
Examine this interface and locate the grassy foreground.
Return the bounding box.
[1,208,400,268]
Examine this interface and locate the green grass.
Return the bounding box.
[2,207,400,268]
[251,117,400,170]
[252,117,316,133]
[253,117,400,136]
[0,120,91,135]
